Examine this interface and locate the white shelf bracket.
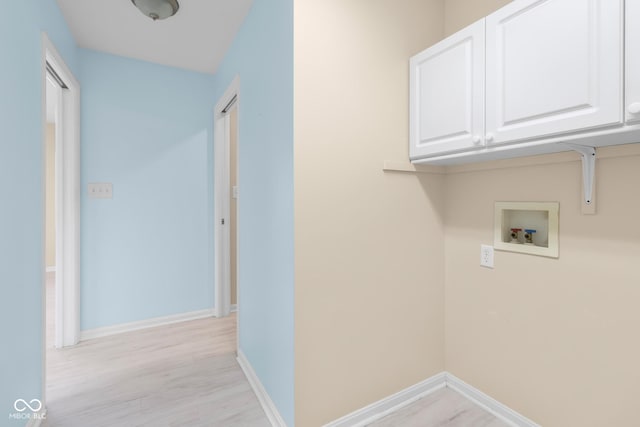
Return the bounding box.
[562,143,596,206]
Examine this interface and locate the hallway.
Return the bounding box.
[43,277,268,427]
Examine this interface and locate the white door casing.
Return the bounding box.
[214,76,240,320]
[42,34,81,350]
[50,78,64,349]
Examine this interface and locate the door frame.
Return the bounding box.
[214,76,240,320]
[41,33,81,353]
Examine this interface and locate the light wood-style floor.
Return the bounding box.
[43,273,270,427]
[44,274,508,427]
[367,387,510,427]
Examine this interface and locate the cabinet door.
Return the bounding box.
[410,20,484,160]
[485,0,623,145]
[627,0,640,124]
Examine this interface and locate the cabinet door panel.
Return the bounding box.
[410,20,484,159]
[486,0,623,145]
[627,0,640,124]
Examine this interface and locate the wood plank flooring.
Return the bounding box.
[367,387,510,427]
[43,273,270,427]
[44,274,510,427]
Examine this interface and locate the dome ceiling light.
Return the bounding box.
[131,0,180,21]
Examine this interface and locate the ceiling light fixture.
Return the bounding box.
[131,0,179,21]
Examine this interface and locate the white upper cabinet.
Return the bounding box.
[485,0,624,145]
[627,0,640,124]
[410,20,485,159]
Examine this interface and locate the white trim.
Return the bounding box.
[445,373,540,427]
[42,33,81,350]
[233,103,241,359]
[323,372,540,427]
[45,267,56,273]
[230,304,238,313]
[237,350,287,427]
[53,75,64,349]
[323,373,446,427]
[80,309,216,341]
[214,76,240,320]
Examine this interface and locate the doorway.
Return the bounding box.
[214,77,240,329]
[42,33,81,405]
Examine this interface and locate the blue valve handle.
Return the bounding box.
[523,229,536,244]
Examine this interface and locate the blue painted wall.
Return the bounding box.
[0,1,78,424]
[213,0,295,424]
[79,49,216,330]
[1,1,293,425]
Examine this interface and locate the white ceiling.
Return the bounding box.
[56,0,254,74]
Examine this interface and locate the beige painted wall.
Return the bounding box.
[444,0,511,36]
[294,1,640,425]
[444,147,640,426]
[444,2,640,425]
[45,123,56,268]
[294,1,446,425]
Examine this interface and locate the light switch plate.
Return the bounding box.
[88,182,113,199]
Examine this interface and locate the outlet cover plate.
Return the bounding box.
[480,244,494,268]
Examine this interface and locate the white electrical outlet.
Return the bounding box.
[480,244,494,268]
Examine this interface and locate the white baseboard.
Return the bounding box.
[45,266,56,273]
[80,309,216,341]
[324,371,539,427]
[231,304,238,313]
[237,350,287,427]
[324,372,447,427]
[445,372,540,427]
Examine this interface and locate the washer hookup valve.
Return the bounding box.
[510,228,522,243]
[524,229,536,245]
